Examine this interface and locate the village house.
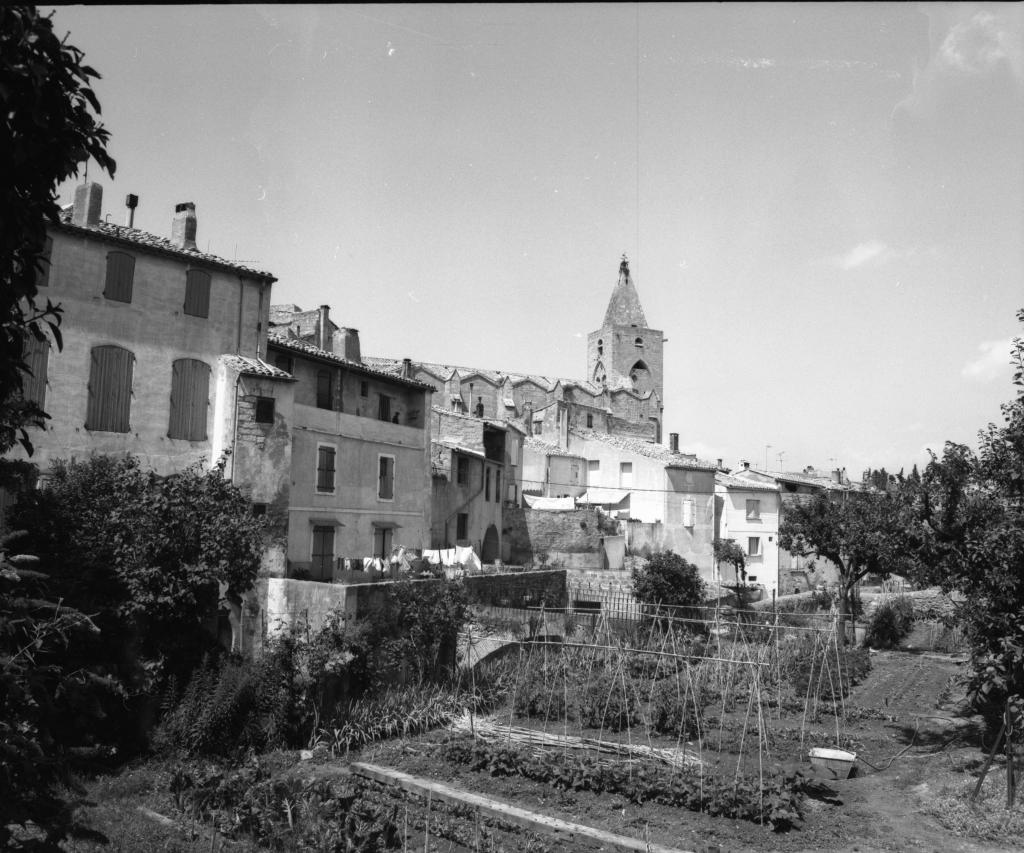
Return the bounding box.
[428,406,524,562]
[731,464,852,592]
[266,305,434,578]
[713,470,782,599]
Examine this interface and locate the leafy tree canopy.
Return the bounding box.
[631,551,706,617]
[713,538,746,583]
[1,5,114,456]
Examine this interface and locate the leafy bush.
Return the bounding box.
[864,597,915,649]
[512,656,577,721]
[440,736,803,831]
[631,551,706,625]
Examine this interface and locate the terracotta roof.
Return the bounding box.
[522,436,583,457]
[715,472,780,492]
[222,355,294,380]
[570,428,717,471]
[55,212,276,280]
[736,468,850,491]
[433,439,485,460]
[267,332,435,391]
[429,404,516,430]
[602,257,649,328]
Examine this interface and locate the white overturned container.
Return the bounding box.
[808,747,857,779]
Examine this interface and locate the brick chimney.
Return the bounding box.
[171,202,197,250]
[72,181,103,226]
[317,305,331,351]
[335,327,360,363]
[669,433,679,453]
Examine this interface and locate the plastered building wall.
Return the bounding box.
[14,226,270,475]
[715,486,781,597]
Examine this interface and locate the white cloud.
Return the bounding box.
[961,339,1015,382]
[832,240,890,270]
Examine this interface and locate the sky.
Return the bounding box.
[45,3,1024,476]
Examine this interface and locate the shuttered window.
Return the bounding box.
[168,358,210,440]
[378,455,394,500]
[316,370,333,409]
[22,335,50,407]
[103,252,135,303]
[378,394,391,422]
[86,345,134,432]
[37,236,53,288]
[317,445,336,493]
[683,498,695,528]
[183,269,211,318]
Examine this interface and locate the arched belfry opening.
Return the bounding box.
[629,359,652,393]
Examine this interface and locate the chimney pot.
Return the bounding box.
[124,193,138,228]
[172,202,198,250]
[669,433,679,453]
[402,358,413,379]
[72,181,103,227]
[717,457,723,469]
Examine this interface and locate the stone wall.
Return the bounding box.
[465,568,567,609]
[503,506,604,569]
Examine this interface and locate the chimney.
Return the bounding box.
[832,468,843,484]
[717,458,723,470]
[669,433,679,453]
[124,194,138,228]
[401,358,413,379]
[172,202,197,250]
[317,305,331,351]
[742,460,750,470]
[72,181,103,226]
[336,327,360,363]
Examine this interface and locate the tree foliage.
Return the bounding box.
[778,490,914,642]
[907,308,1024,730]
[631,551,706,621]
[1,5,114,456]
[713,538,747,583]
[12,455,265,675]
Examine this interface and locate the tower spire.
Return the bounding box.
[603,254,647,327]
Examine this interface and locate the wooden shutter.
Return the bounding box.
[22,335,50,407]
[37,236,53,288]
[103,252,135,303]
[378,456,394,499]
[316,370,333,409]
[183,269,211,318]
[168,358,210,440]
[683,498,695,528]
[86,345,133,432]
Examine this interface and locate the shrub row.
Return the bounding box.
[439,737,804,831]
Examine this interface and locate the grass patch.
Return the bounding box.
[924,771,1024,842]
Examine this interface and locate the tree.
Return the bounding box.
[908,308,1024,734]
[11,455,266,684]
[713,538,746,584]
[778,490,913,644]
[631,550,706,625]
[1,5,114,456]
[0,8,114,848]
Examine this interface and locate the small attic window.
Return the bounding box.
[634,337,643,347]
[597,339,603,356]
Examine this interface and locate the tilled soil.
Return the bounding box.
[355,650,1015,853]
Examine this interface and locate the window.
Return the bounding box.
[252,503,268,517]
[86,345,133,432]
[619,462,632,488]
[378,394,391,422]
[378,455,394,500]
[22,335,49,408]
[534,420,542,435]
[597,339,603,355]
[485,467,491,501]
[586,413,593,428]
[456,512,468,540]
[103,251,135,303]
[588,459,600,473]
[311,526,334,578]
[316,370,333,409]
[456,456,469,485]
[273,353,293,374]
[37,236,53,287]
[373,525,393,559]
[683,498,695,528]
[316,445,336,493]
[254,396,275,424]
[168,358,210,440]
[183,269,211,318]
[360,380,368,397]
[748,536,761,557]
[635,337,643,347]
[746,499,761,521]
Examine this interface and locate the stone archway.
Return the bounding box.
[482,523,500,564]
